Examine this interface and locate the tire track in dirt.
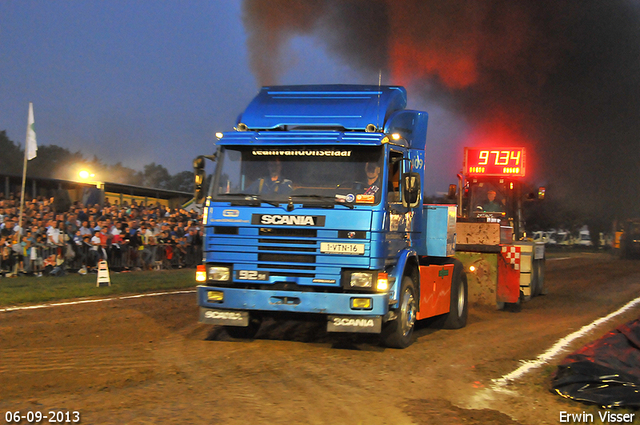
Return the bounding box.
[0,343,156,374]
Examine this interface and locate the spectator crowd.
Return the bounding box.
[0,194,203,278]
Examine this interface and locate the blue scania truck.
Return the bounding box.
[194,85,467,348]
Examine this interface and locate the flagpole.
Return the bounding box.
[18,102,34,242]
[18,130,29,242]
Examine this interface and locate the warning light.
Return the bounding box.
[464,147,526,177]
[196,265,207,282]
[376,272,389,291]
[538,187,546,200]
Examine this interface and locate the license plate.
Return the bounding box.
[320,242,365,255]
[199,308,249,326]
[236,270,269,280]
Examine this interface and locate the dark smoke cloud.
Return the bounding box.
[242,0,640,222]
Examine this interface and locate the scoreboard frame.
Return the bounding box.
[463,147,526,177]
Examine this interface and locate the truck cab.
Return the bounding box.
[195,85,467,348]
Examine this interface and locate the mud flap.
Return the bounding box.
[327,315,382,333]
[199,308,249,326]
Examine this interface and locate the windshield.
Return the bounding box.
[211,145,384,205]
[468,181,507,218]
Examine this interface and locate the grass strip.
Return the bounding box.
[0,269,196,307]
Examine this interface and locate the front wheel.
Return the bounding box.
[380,276,417,348]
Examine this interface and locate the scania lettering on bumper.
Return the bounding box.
[327,315,382,333]
[199,308,249,326]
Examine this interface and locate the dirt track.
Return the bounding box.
[2,253,640,424]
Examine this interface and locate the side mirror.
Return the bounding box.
[401,172,421,208]
[193,156,206,203]
[448,184,457,199]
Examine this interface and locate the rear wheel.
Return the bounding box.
[380,276,417,349]
[443,262,468,329]
[529,259,538,298]
[531,258,545,297]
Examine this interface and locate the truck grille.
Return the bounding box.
[258,238,315,245]
[258,245,316,252]
[258,264,315,271]
[260,271,315,278]
[258,253,316,264]
[209,225,368,284]
[255,227,319,279]
[259,228,317,238]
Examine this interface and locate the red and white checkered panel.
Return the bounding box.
[501,246,521,271]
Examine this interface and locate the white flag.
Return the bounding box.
[26,102,37,160]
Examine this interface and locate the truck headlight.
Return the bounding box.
[350,272,373,288]
[208,266,231,281]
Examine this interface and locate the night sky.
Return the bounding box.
[3,1,640,221]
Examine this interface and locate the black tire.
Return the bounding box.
[531,258,539,298]
[225,315,262,339]
[443,262,468,329]
[532,258,545,297]
[380,276,417,349]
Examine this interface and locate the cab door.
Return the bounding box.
[386,149,412,257]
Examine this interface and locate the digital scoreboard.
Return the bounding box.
[463,147,526,177]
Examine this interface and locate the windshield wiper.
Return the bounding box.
[216,193,280,208]
[289,195,354,209]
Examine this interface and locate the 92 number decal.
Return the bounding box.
[236,270,268,281]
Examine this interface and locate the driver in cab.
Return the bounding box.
[363,162,381,196]
[482,190,503,212]
[248,159,292,195]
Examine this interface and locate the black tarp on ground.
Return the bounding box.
[551,318,640,407]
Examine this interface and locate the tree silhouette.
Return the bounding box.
[0,131,193,192]
[0,131,23,175]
